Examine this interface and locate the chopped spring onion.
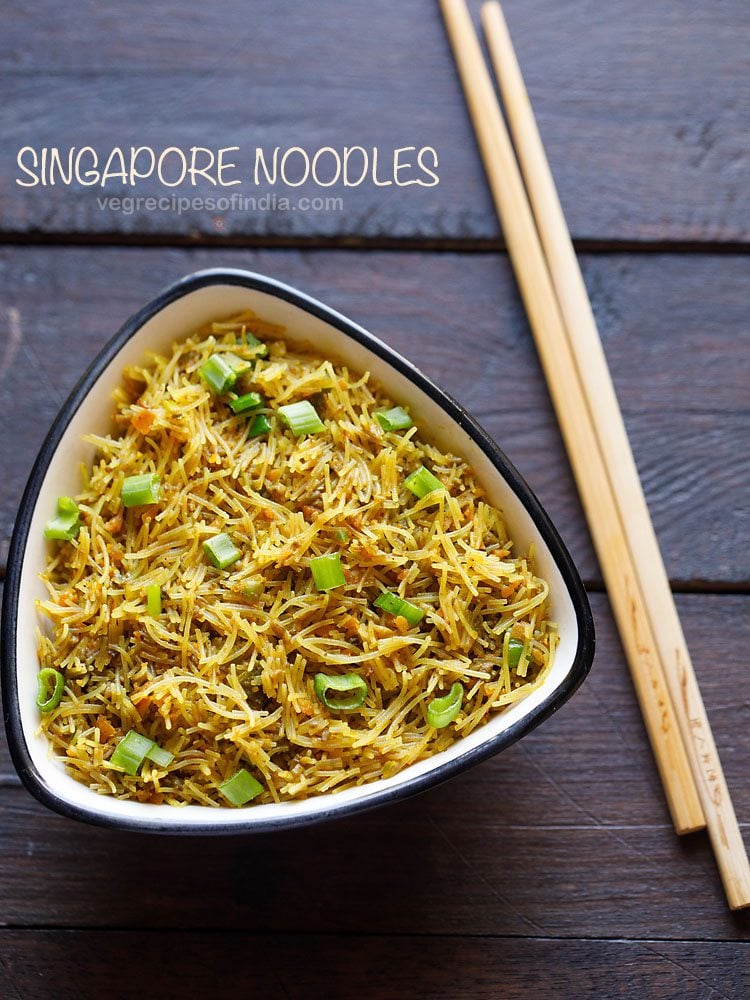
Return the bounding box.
[314,672,368,711]
[36,668,64,713]
[245,331,269,357]
[248,413,272,438]
[44,496,81,541]
[110,731,152,774]
[121,473,161,508]
[203,533,241,570]
[404,465,445,499]
[110,730,173,775]
[508,637,525,669]
[310,552,345,591]
[375,406,413,432]
[219,769,264,806]
[229,391,264,414]
[200,354,238,395]
[146,583,162,617]
[333,527,349,543]
[278,400,325,436]
[145,743,175,769]
[223,352,253,378]
[242,577,264,598]
[426,682,463,729]
[374,590,425,626]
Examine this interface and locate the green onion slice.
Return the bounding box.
[507,637,525,669]
[314,672,368,711]
[44,496,81,541]
[278,400,325,436]
[310,552,345,592]
[203,533,241,570]
[146,583,162,617]
[374,590,425,626]
[121,473,161,508]
[36,668,65,713]
[223,352,253,378]
[375,406,413,432]
[110,731,173,774]
[229,391,264,414]
[242,577,264,598]
[200,354,237,395]
[219,769,264,806]
[145,743,174,769]
[245,331,269,357]
[110,730,153,775]
[333,527,349,543]
[248,413,272,438]
[403,466,445,499]
[426,682,463,728]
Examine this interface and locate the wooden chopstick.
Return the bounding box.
[437,0,703,837]
[440,0,750,910]
[478,0,750,909]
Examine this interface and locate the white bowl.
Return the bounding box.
[1,269,594,833]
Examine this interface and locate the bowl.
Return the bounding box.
[1,268,594,833]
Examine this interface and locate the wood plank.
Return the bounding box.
[0,931,747,1000]
[1,248,747,583]
[1,1,749,243]
[1,592,749,939]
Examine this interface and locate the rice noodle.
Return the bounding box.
[37,311,557,806]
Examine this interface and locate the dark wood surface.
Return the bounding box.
[1,2,748,997]
[1,933,747,1000]
[1,1,749,244]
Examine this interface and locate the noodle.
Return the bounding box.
[37,311,557,807]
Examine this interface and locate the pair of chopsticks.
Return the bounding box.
[439,0,750,910]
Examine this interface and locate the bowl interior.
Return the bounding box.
[9,274,590,831]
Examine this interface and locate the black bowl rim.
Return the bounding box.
[1,267,595,835]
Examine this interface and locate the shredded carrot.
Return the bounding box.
[134,696,153,718]
[96,716,116,740]
[130,408,155,434]
[104,513,123,534]
[341,614,360,636]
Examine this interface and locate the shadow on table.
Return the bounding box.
[4,731,750,940]
[3,754,537,935]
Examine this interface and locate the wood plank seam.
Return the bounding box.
[1,233,750,254]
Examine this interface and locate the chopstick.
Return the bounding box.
[478,0,750,909]
[440,0,750,909]
[437,0,701,837]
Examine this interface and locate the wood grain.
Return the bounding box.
[1,1,748,243]
[1,0,748,981]
[479,0,750,901]
[0,931,747,1000]
[445,0,708,842]
[2,591,749,939]
[0,248,747,583]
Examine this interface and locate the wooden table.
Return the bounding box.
[1,3,748,996]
